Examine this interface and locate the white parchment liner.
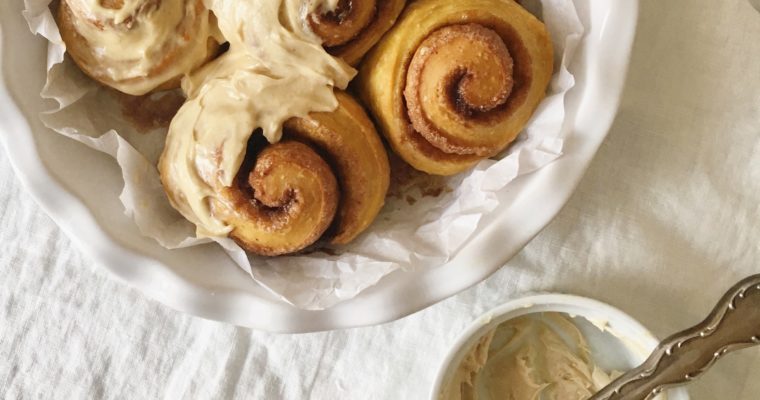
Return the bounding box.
[22,0,583,310]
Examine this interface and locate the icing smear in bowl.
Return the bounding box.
[444,313,619,400]
[431,294,691,400]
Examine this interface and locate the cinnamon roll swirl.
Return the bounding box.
[357,0,554,175]
[57,0,219,95]
[308,0,406,66]
[159,89,390,256]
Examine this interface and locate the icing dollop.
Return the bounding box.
[65,0,217,94]
[159,0,355,237]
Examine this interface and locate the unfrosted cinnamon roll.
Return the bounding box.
[57,0,219,95]
[159,90,390,256]
[308,0,406,66]
[357,0,554,176]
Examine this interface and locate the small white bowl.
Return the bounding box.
[430,294,690,400]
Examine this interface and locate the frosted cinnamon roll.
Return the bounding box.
[57,0,220,95]
[159,51,389,256]
[308,0,407,66]
[156,1,383,256]
[357,0,554,176]
[215,94,390,254]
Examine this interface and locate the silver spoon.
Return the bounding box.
[589,274,760,400]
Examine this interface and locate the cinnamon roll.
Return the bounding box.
[356,0,554,176]
[57,0,219,95]
[308,0,406,66]
[159,88,390,256]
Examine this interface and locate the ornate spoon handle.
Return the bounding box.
[590,274,760,400]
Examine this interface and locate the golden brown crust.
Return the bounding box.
[356,0,554,176]
[205,92,390,255]
[284,91,390,245]
[309,0,376,48]
[309,0,407,66]
[217,141,340,256]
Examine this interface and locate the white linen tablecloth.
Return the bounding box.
[1,0,759,398]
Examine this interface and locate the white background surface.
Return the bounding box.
[1,0,759,398]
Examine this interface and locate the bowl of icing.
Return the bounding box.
[430,294,691,400]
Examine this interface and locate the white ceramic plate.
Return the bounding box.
[0,0,638,332]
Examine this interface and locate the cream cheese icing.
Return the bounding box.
[65,0,215,95]
[442,313,619,400]
[159,0,355,237]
